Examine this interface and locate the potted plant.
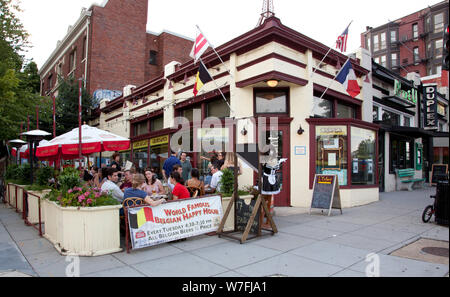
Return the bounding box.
[218,169,253,232]
[42,176,122,256]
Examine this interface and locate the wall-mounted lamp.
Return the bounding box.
[266,79,279,88]
[297,125,305,135]
[241,127,248,136]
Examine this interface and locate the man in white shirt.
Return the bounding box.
[208,164,223,193]
[101,168,124,202]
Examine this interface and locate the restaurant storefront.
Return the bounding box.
[95,16,379,208]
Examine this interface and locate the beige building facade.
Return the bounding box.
[93,17,379,208]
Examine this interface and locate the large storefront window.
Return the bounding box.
[390,135,414,173]
[133,140,149,170]
[195,127,230,181]
[316,126,348,186]
[149,135,169,180]
[351,127,376,185]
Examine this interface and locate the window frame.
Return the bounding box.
[306,118,379,189]
[254,88,290,117]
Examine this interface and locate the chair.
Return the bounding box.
[187,186,203,198]
[120,197,146,231]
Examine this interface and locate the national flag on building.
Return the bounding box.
[193,62,213,96]
[335,59,360,98]
[336,22,351,53]
[190,26,210,63]
[129,207,154,229]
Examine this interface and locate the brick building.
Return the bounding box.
[360,0,449,78]
[38,0,193,103]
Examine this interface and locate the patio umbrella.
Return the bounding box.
[13,140,51,159]
[36,124,130,160]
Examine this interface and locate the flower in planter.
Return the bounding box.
[56,185,120,208]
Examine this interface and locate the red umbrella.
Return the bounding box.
[36,124,130,160]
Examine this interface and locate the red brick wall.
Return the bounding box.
[397,12,427,77]
[144,32,194,82]
[88,0,148,94]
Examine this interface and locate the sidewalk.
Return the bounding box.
[0,186,448,277]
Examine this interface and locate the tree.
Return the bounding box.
[55,76,94,135]
[0,1,52,148]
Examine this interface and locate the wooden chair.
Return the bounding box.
[186,186,203,198]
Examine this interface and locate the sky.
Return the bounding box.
[17,0,444,69]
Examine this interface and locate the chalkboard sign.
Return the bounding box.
[431,164,448,185]
[310,174,342,216]
[236,197,260,234]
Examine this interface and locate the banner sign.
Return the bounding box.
[423,85,438,130]
[127,195,223,250]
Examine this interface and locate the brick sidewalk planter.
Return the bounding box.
[43,200,122,256]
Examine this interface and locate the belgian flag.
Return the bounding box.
[193,62,213,96]
[129,207,154,229]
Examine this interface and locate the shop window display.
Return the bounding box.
[316,126,348,186]
[351,127,376,185]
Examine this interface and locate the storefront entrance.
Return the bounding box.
[257,124,291,207]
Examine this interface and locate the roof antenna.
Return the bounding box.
[257,0,275,27]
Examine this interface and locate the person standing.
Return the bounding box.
[162,150,181,182]
[179,152,192,183]
[206,164,223,193]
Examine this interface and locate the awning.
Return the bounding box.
[378,124,436,138]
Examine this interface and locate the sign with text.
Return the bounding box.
[127,196,223,250]
[423,85,438,130]
[310,174,342,216]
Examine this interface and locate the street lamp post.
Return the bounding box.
[20,130,51,184]
[8,139,27,165]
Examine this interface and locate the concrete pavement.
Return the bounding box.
[0,186,448,277]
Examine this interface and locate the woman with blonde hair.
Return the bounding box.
[123,173,166,207]
[221,152,241,175]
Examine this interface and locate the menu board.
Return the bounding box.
[235,197,260,234]
[431,164,448,185]
[310,175,342,216]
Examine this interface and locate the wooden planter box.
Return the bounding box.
[16,185,27,213]
[221,195,253,232]
[43,200,122,256]
[26,190,51,224]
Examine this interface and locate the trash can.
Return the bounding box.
[435,180,449,226]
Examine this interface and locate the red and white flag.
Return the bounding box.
[190,26,210,63]
[336,21,352,53]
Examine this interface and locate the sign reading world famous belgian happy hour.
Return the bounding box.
[127,196,223,250]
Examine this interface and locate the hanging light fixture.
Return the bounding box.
[266,79,279,88]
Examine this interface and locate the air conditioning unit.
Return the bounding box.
[123,85,136,97]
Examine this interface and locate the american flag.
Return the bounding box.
[336,22,352,53]
[190,26,210,63]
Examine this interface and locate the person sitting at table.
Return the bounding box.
[101,168,124,203]
[120,169,133,191]
[205,164,223,193]
[171,171,190,200]
[168,164,183,191]
[186,168,205,197]
[143,167,164,195]
[121,173,166,216]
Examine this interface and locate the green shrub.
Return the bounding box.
[15,163,32,185]
[219,168,235,197]
[36,166,54,186]
[5,164,20,181]
[58,173,81,193]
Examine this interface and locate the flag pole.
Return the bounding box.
[310,20,353,79]
[199,58,236,118]
[316,58,350,102]
[196,25,234,80]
